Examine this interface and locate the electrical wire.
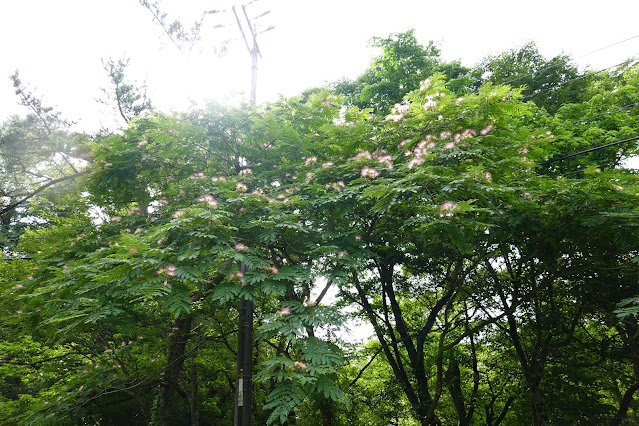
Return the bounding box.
[5,132,638,217]
[540,135,639,165]
[4,35,639,216]
[552,159,622,178]
[567,102,639,125]
[501,33,639,87]
[582,33,639,58]
[522,58,639,101]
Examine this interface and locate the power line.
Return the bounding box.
[406,58,638,160]
[540,135,639,165]
[497,33,639,88]
[567,102,639,125]
[555,159,622,177]
[583,33,639,58]
[522,58,639,101]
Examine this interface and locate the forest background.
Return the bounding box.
[1,2,639,425]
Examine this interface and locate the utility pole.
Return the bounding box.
[234,265,253,426]
[232,4,261,105]
[142,4,272,424]
[231,5,269,425]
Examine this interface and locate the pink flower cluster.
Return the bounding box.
[305,156,317,166]
[349,151,373,161]
[361,167,380,179]
[413,138,436,156]
[230,271,245,281]
[234,242,249,252]
[198,194,218,206]
[376,155,393,169]
[394,103,409,114]
[480,125,494,135]
[157,264,178,276]
[189,172,206,179]
[350,150,393,169]
[385,113,403,122]
[405,138,437,169]
[439,201,457,217]
[324,181,346,192]
[239,168,253,176]
[137,140,148,148]
[263,265,279,274]
[461,128,478,139]
[385,103,409,122]
[407,157,425,169]
[423,96,437,110]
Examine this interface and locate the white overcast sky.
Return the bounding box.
[2,0,639,132]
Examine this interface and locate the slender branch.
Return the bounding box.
[349,347,382,387]
[138,0,186,55]
[314,280,333,305]
[1,169,91,218]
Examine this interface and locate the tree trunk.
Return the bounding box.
[528,380,550,426]
[189,361,199,426]
[159,315,192,426]
[446,357,470,426]
[610,383,638,426]
[315,396,336,426]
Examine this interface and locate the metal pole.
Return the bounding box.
[232,5,261,105]
[232,5,264,424]
[250,38,258,105]
[241,4,260,105]
[234,296,254,426]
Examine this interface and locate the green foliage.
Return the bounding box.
[3,33,639,426]
[100,57,153,124]
[473,42,588,113]
[1,73,87,253]
[334,30,441,115]
[256,304,346,424]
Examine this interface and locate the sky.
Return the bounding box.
[2,0,639,132]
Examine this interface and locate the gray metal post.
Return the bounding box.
[231,5,266,424]
[234,297,254,426]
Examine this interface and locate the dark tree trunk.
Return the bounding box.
[189,360,199,426]
[315,396,336,426]
[446,357,469,426]
[159,315,192,426]
[528,380,550,426]
[486,396,515,426]
[610,383,638,426]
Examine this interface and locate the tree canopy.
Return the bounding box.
[1,31,639,426]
